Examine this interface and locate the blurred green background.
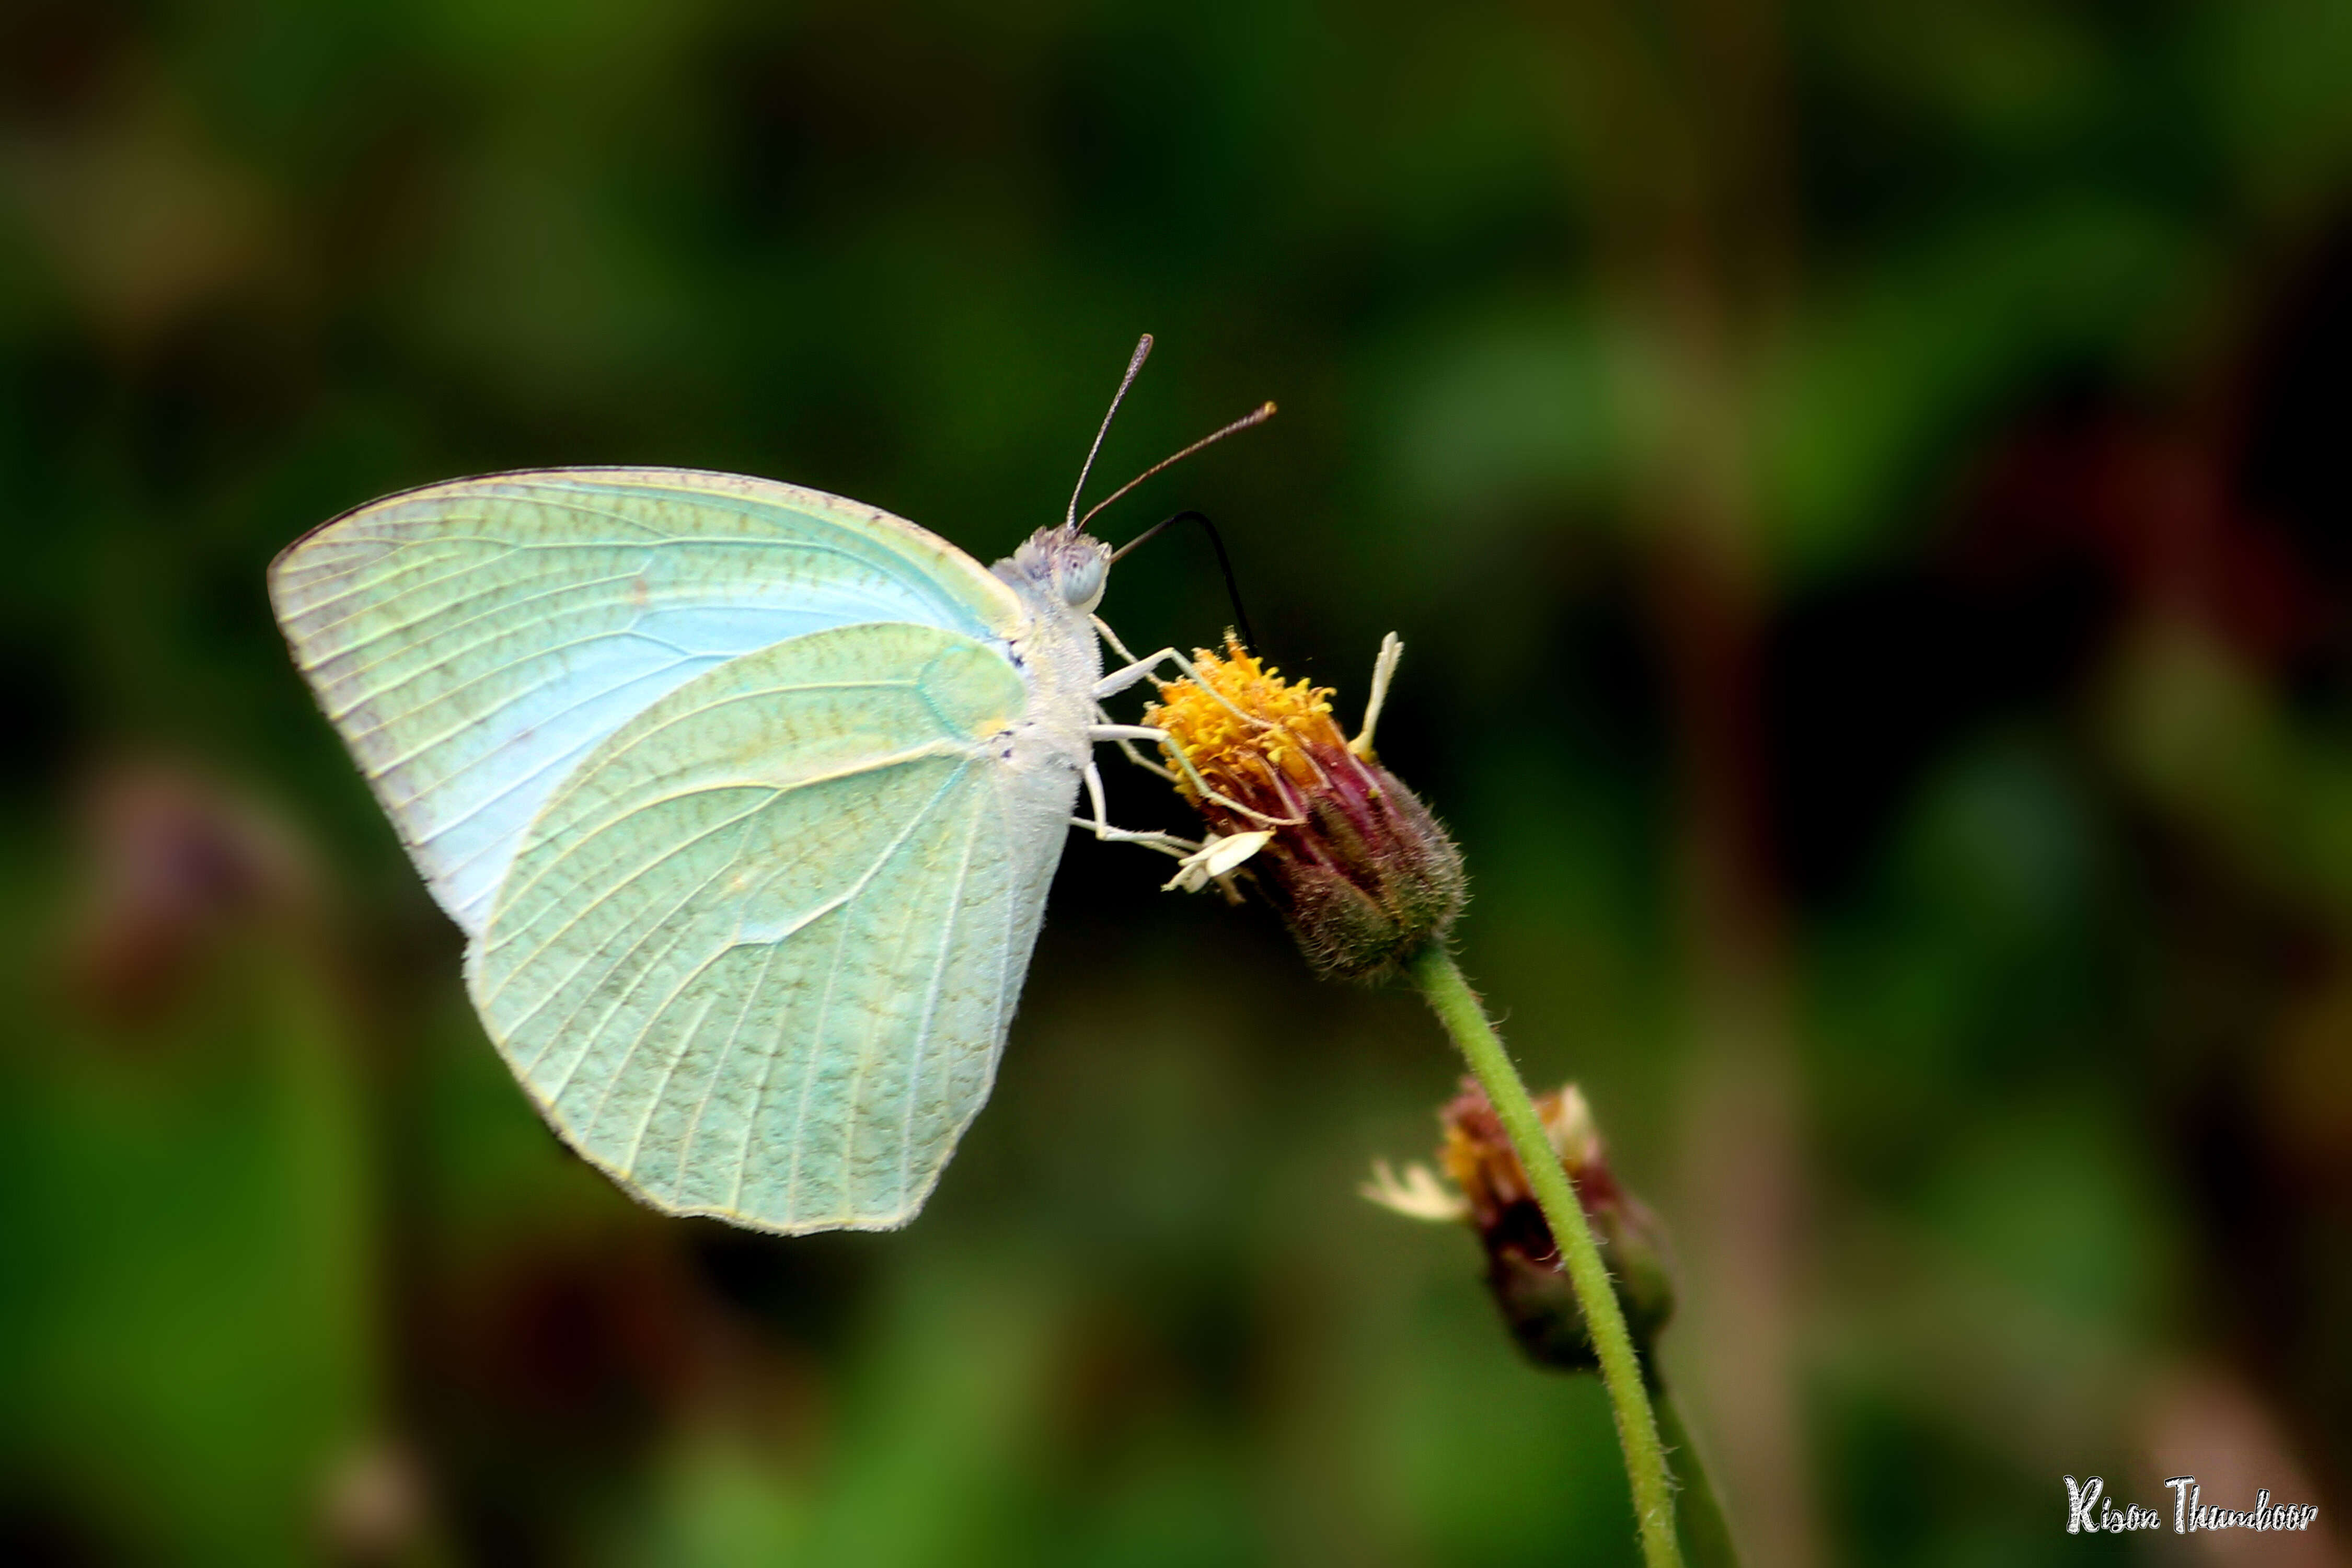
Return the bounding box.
[6,1,2352,1563]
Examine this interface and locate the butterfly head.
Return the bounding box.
[1002,525,1113,616]
[1020,333,1273,621]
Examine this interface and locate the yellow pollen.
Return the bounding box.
[1144,639,1349,801]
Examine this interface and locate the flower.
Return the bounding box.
[1365,1078,1677,1372]
[1144,636,1465,979]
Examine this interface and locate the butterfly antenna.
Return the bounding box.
[1077,401,1276,533]
[1067,334,1155,531]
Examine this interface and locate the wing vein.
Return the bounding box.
[779,759,975,1223]
[538,831,763,1114]
[676,936,782,1204]
[618,991,723,1178]
[896,781,984,1206]
[497,794,779,1043]
[322,566,650,681]
[482,742,972,975]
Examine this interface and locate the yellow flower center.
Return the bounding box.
[1144,640,1348,800]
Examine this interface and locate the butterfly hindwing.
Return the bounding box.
[268,468,1027,935]
[467,621,1059,1233]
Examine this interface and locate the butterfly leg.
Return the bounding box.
[1088,724,1305,829]
[1071,760,1264,900]
[1093,649,1282,737]
[1093,703,1178,781]
[1091,647,1187,700]
[1070,758,1195,859]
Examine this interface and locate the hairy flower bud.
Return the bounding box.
[1367,1078,1677,1371]
[1144,638,1466,979]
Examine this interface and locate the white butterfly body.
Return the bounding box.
[272,467,1112,1233]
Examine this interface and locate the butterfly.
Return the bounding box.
[269,337,1271,1235]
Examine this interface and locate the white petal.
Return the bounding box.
[1359,1159,1469,1223]
[1161,828,1273,893]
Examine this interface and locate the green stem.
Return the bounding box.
[1410,944,1684,1568]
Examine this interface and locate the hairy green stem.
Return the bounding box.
[1410,944,1684,1568]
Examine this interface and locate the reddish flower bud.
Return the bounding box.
[1145,639,1465,979]
[1369,1079,1677,1372]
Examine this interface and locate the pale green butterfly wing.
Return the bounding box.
[466,621,1063,1232]
[269,468,1027,935]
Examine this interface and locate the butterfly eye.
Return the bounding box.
[1058,549,1107,609]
